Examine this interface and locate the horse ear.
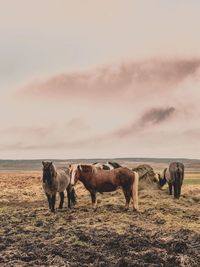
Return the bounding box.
[42,161,45,166]
[78,165,82,172]
[81,165,92,173]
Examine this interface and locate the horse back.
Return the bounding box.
[169,162,184,183]
[86,167,135,192]
[56,169,70,192]
[115,167,136,183]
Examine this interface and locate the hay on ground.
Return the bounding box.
[132,164,158,186]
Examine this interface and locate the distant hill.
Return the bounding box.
[0,158,199,171]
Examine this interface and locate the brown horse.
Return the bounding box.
[69,164,139,211]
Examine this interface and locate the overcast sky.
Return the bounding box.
[0,0,200,159]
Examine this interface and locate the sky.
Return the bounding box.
[0,0,200,159]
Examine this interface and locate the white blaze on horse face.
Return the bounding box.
[70,164,78,186]
[71,169,76,186]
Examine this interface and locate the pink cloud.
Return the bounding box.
[18,58,200,102]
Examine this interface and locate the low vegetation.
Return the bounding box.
[0,160,200,266]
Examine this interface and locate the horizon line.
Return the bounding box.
[0,157,199,161]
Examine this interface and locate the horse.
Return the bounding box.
[69,164,139,211]
[42,161,76,212]
[92,161,121,170]
[158,162,184,199]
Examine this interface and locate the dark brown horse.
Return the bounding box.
[42,161,76,212]
[69,164,139,211]
[158,162,184,199]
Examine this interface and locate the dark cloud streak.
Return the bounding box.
[113,107,176,138]
[0,107,176,150]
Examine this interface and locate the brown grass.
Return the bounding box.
[0,166,200,266]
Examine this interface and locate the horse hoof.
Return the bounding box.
[133,209,139,213]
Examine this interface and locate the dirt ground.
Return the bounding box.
[0,169,200,267]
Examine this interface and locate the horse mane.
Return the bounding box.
[79,164,97,174]
[42,161,57,187]
[108,161,121,168]
[50,163,57,178]
[91,165,97,173]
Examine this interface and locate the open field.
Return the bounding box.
[0,159,200,266]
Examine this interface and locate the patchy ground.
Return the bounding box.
[0,170,200,267]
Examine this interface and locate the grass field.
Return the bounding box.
[0,159,200,266]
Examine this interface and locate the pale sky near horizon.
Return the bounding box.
[1,0,200,159]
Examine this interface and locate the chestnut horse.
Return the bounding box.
[69,164,139,211]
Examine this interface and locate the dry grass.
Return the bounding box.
[0,165,200,266]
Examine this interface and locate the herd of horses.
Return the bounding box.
[42,161,185,212]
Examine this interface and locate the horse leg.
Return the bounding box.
[90,192,97,210]
[67,187,72,209]
[168,183,173,195]
[178,182,182,198]
[58,192,64,209]
[176,182,182,199]
[122,188,131,210]
[176,174,183,199]
[51,193,56,212]
[173,183,179,199]
[70,187,77,206]
[46,193,51,210]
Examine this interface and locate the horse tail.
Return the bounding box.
[132,171,139,211]
[174,163,184,199]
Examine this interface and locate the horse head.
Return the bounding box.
[69,164,79,186]
[158,168,167,188]
[154,173,161,183]
[42,161,57,186]
[69,164,95,186]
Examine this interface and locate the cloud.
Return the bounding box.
[0,106,176,151]
[139,107,175,125]
[113,107,176,138]
[18,58,200,102]
[65,118,89,131]
[0,126,51,138]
